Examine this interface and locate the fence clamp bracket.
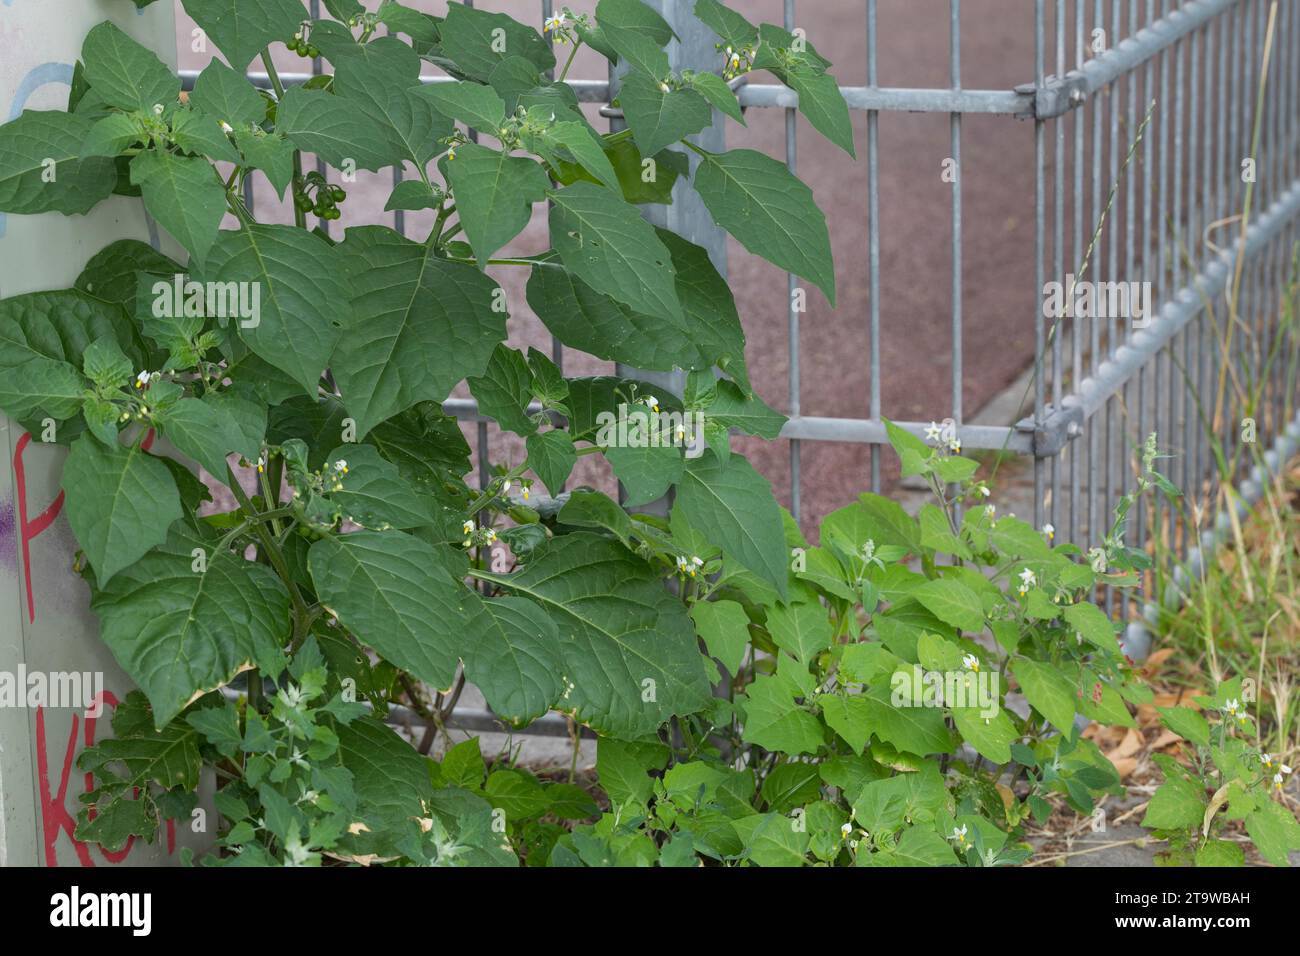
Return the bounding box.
[1016,404,1084,458]
[1018,74,1089,121]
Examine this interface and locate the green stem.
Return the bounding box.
[558,40,583,82]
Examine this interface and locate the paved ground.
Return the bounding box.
[173,0,1047,535]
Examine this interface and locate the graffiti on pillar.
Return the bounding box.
[36,691,178,867]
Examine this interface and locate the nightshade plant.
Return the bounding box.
[0,0,852,864]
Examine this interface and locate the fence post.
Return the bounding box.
[0,0,203,867]
[607,0,728,513]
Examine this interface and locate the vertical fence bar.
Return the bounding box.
[786,0,801,522]
[950,0,963,526]
[1034,0,1047,530]
[867,0,881,494]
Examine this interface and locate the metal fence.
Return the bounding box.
[184,0,1300,731]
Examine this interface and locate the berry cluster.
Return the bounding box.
[287,27,319,59]
[293,171,346,221]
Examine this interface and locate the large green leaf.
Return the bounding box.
[441,144,549,268]
[81,22,180,113]
[0,357,85,422]
[478,533,711,738]
[199,225,351,395]
[333,225,507,436]
[693,147,835,305]
[0,289,143,377]
[467,343,537,437]
[739,665,823,755]
[189,59,265,126]
[91,525,290,728]
[1140,774,1207,830]
[334,51,452,169]
[676,451,788,600]
[0,111,117,215]
[435,3,556,82]
[180,0,306,71]
[461,596,564,726]
[548,181,684,323]
[525,429,576,496]
[275,87,397,172]
[309,530,479,690]
[1011,658,1077,734]
[323,443,434,531]
[619,74,712,158]
[765,601,832,665]
[690,599,750,675]
[856,685,954,756]
[153,395,258,478]
[62,436,182,586]
[415,81,505,135]
[526,228,745,378]
[129,151,226,267]
[913,578,985,633]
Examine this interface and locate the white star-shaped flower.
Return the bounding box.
[1017,567,1037,593]
[925,420,943,442]
[962,653,979,672]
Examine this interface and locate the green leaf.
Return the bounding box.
[619,74,712,158]
[81,21,179,113]
[596,737,668,808]
[689,71,744,124]
[417,81,505,134]
[169,108,241,165]
[275,87,396,172]
[91,525,290,727]
[441,144,550,267]
[1195,840,1245,867]
[913,578,984,633]
[385,179,441,212]
[782,65,855,158]
[1141,774,1207,830]
[676,451,789,600]
[467,343,537,437]
[231,128,295,198]
[1245,801,1300,867]
[153,396,254,479]
[525,430,576,496]
[129,151,226,267]
[62,435,182,586]
[0,357,85,423]
[1012,658,1077,734]
[308,531,481,690]
[701,380,784,438]
[324,444,435,531]
[739,666,824,755]
[82,114,143,158]
[462,597,564,726]
[526,121,621,195]
[548,181,684,323]
[693,147,835,305]
[1062,600,1120,655]
[526,228,745,378]
[0,111,117,215]
[81,338,130,388]
[180,0,306,71]
[189,59,266,127]
[885,826,959,867]
[732,813,808,867]
[436,3,556,82]
[951,706,1017,764]
[334,52,452,169]
[333,226,507,436]
[765,601,832,665]
[1157,706,1211,749]
[819,694,872,754]
[198,225,351,395]
[693,0,758,48]
[857,685,953,756]
[478,533,711,738]
[883,417,933,477]
[690,600,750,675]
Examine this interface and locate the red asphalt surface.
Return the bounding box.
[173,0,1045,535]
